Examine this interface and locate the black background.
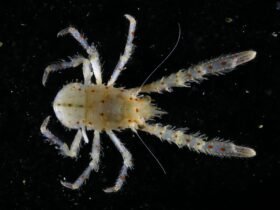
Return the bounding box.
[0,0,279,209]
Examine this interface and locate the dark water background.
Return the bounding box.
[0,0,279,209]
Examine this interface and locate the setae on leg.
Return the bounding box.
[104,131,133,193]
[40,116,84,158]
[132,50,256,93]
[107,14,136,86]
[140,123,256,158]
[61,131,101,190]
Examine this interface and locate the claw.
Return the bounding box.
[124,14,136,24]
[61,180,79,190]
[235,50,257,66]
[40,116,51,133]
[234,145,256,158]
[42,66,51,86]
[57,27,74,37]
[103,186,120,193]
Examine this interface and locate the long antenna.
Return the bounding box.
[137,23,181,94]
[133,129,166,175]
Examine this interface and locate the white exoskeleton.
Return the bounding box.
[40,14,256,193]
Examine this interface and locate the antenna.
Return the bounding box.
[136,23,182,94]
[133,129,166,175]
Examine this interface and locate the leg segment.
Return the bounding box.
[61,131,101,190]
[140,123,256,158]
[57,27,102,84]
[40,116,83,158]
[81,126,90,143]
[104,131,133,193]
[82,59,93,85]
[131,50,256,93]
[42,55,85,86]
[107,14,136,86]
[58,26,97,56]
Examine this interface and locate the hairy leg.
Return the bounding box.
[131,50,256,93]
[81,126,90,143]
[42,55,85,86]
[140,123,256,158]
[40,116,83,158]
[57,27,102,84]
[61,131,101,190]
[107,14,136,86]
[82,59,93,85]
[104,131,133,193]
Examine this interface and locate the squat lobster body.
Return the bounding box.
[53,83,161,131]
[41,14,256,193]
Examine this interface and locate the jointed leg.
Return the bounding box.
[107,14,136,86]
[131,50,256,93]
[82,59,93,85]
[104,131,133,193]
[81,126,90,143]
[57,27,102,84]
[90,130,101,172]
[140,123,256,158]
[61,131,101,190]
[42,55,85,86]
[40,116,83,158]
[58,26,97,56]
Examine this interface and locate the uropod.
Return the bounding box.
[40,14,256,193]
